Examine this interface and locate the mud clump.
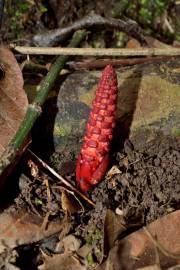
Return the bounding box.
[91,136,180,224]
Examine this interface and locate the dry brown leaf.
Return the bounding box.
[137,266,161,270]
[145,36,171,48]
[61,188,84,214]
[62,235,82,253]
[39,235,87,270]
[106,166,122,180]
[101,210,180,270]
[56,234,82,253]
[38,253,87,270]
[126,36,171,49]
[0,209,65,253]
[0,46,28,155]
[126,38,142,48]
[104,209,126,251]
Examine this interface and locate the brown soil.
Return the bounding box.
[91,135,180,224]
[0,121,179,269]
[69,135,179,244]
[19,135,179,229]
[14,135,179,223]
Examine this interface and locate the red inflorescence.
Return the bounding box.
[76,65,118,192]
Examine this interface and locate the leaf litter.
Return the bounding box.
[0,41,179,270]
[0,46,28,156]
[0,132,179,269]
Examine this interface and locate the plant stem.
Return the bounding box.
[0,30,86,175]
[11,46,180,56]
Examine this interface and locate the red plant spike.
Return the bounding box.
[76,65,118,192]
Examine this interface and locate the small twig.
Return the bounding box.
[20,55,30,71]
[32,12,146,47]
[41,211,51,231]
[143,226,180,260]
[67,56,175,70]
[11,46,180,56]
[44,178,51,205]
[27,149,95,207]
[164,17,174,34]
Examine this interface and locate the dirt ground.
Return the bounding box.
[3,133,177,269]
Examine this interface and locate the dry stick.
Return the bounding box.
[67,56,175,70]
[27,149,95,207]
[0,30,86,176]
[32,13,147,47]
[11,46,180,56]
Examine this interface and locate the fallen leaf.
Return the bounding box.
[137,266,161,270]
[38,253,87,270]
[101,210,180,270]
[0,208,66,254]
[56,234,82,253]
[0,46,28,155]
[173,40,180,48]
[126,36,171,49]
[145,36,171,48]
[0,249,20,270]
[60,187,84,214]
[106,166,122,180]
[63,235,82,253]
[126,38,141,48]
[39,237,88,270]
[104,209,126,251]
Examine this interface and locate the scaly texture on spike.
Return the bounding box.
[76,65,118,192]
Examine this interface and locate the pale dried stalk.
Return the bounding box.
[11,46,180,56]
[28,149,95,207]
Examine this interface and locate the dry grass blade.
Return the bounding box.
[27,149,95,207]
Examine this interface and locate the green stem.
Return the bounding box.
[0,30,86,175]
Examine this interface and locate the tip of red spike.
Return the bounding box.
[103,64,114,72]
[102,64,116,77]
[101,65,117,85]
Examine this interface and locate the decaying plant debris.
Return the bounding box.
[0,1,179,270]
[0,134,179,269]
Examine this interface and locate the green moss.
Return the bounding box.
[85,226,103,246]
[35,198,43,206]
[171,127,180,137]
[54,124,72,137]
[87,253,95,266]
[50,152,61,170]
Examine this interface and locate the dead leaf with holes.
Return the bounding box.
[0,47,28,167]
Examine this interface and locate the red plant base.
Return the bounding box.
[76,65,118,192]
